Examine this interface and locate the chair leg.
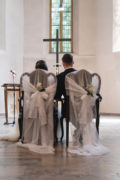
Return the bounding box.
[66,96,69,147]
[18,91,24,139]
[54,102,59,145]
[96,99,100,134]
[54,118,58,144]
[66,117,69,147]
[60,116,64,142]
[18,110,23,139]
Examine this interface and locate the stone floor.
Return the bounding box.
[0,116,120,180]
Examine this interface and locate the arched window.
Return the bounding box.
[50,0,73,53]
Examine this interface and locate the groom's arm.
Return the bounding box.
[54,74,62,100]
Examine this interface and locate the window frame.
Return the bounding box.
[49,0,73,53]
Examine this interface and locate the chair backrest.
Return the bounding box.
[66,69,101,95]
[19,69,57,147]
[91,73,101,94]
[20,69,56,90]
[64,69,101,146]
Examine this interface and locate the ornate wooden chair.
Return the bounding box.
[60,69,102,147]
[18,69,57,146]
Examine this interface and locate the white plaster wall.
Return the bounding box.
[0,0,5,50]
[24,0,96,74]
[9,0,120,115]
[2,0,118,114]
[0,0,24,113]
[73,0,96,73]
[24,0,58,74]
[95,0,120,113]
[24,0,120,113]
[78,0,96,56]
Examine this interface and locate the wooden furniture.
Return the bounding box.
[60,70,102,147]
[2,83,21,124]
[19,70,57,142]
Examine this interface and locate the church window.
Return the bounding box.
[113,0,120,52]
[50,0,73,53]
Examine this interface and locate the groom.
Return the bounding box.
[55,53,76,100]
[54,53,76,143]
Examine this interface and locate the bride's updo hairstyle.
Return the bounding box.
[35,60,48,71]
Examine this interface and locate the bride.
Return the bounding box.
[17,69,57,154]
[0,68,57,155]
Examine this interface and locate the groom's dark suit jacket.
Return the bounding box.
[55,68,76,100]
[55,68,76,117]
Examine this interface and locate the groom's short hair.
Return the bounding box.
[62,53,73,65]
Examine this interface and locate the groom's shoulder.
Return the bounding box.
[57,71,65,78]
[57,68,76,78]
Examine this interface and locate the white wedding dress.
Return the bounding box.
[0,70,57,155]
[65,70,109,156]
[0,118,20,141]
[17,70,57,154]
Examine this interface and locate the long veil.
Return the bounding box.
[17,69,57,154]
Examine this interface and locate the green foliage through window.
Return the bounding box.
[50,0,72,53]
